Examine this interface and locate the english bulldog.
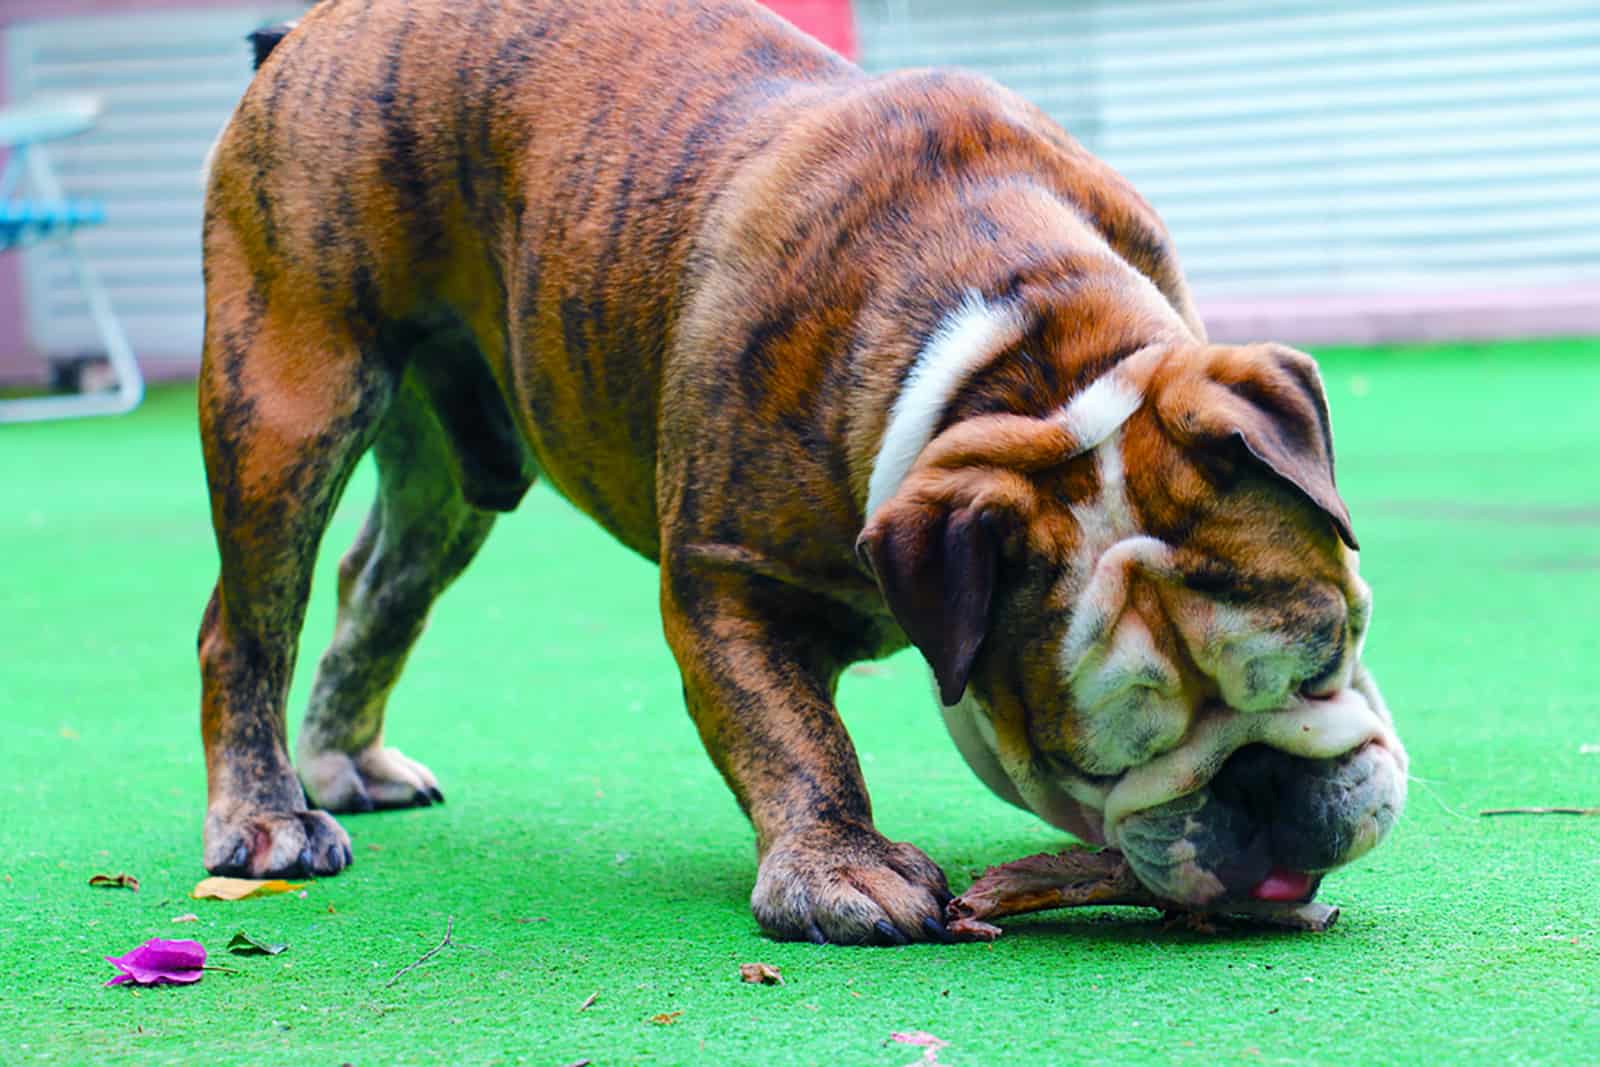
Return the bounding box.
[196,0,1407,944]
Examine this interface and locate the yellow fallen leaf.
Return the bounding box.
[649,1011,681,1026]
[191,876,306,901]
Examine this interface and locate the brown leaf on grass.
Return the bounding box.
[739,962,784,985]
[89,873,140,892]
[226,930,288,956]
[191,877,307,901]
[649,1011,682,1025]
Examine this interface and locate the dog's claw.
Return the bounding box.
[874,919,909,946]
[411,788,434,807]
[426,786,444,804]
[227,843,249,872]
[806,922,827,945]
[921,916,952,943]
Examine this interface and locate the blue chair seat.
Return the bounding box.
[0,198,107,252]
[0,92,143,421]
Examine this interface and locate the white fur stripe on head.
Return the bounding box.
[866,291,1021,517]
[1055,372,1143,456]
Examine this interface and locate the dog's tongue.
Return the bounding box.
[1252,867,1317,902]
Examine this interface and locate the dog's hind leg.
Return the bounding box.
[295,371,499,813]
[197,274,395,879]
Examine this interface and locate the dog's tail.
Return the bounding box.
[202,21,300,191]
[247,21,298,70]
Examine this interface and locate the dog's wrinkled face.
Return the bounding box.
[860,342,1407,907]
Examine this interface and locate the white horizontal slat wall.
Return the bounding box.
[5,8,300,363]
[7,2,1598,358]
[855,0,1600,326]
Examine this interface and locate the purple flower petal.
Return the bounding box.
[104,938,206,987]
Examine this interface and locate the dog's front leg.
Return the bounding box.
[661,555,951,945]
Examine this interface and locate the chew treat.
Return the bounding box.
[946,848,1339,941]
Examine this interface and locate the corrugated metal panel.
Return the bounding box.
[855,0,1600,298]
[5,8,300,359]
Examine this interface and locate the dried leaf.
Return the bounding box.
[190,877,306,901]
[226,930,288,956]
[649,1011,682,1025]
[739,962,784,985]
[89,873,139,892]
[104,938,206,987]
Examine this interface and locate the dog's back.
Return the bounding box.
[205,0,861,546]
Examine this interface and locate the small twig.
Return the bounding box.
[1480,807,1600,816]
[578,991,599,1012]
[201,965,242,975]
[385,917,456,988]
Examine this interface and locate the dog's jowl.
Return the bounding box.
[197,0,1407,944]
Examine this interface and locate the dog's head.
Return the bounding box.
[858,341,1406,906]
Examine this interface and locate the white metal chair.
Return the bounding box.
[0,94,142,422]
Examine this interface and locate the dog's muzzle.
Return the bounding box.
[942,663,1407,906]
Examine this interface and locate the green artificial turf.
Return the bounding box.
[3,337,1598,1065]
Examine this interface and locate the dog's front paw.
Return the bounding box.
[752,824,952,945]
[203,806,353,878]
[298,741,443,813]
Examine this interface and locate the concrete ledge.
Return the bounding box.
[4,284,1598,389]
[1201,283,1600,349]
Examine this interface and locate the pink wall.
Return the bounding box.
[0,0,246,25]
[0,33,25,379]
[763,0,857,58]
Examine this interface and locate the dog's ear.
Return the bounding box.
[1156,344,1356,550]
[857,497,1002,707]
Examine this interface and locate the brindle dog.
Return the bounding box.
[197,0,1406,945]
